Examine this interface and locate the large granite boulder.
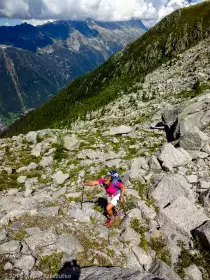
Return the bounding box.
[152,174,195,209]
[159,197,208,238]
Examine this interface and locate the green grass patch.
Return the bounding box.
[39,252,63,275]
[175,238,210,279]
[150,235,171,266]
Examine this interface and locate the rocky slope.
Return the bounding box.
[0,19,146,124]
[1,43,210,278]
[1,2,210,279]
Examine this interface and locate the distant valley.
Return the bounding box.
[0,19,146,124]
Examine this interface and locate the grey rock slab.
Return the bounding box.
[187,150,209,159]
[192,220,210,249]
[3,167,13,174]
[79,267,158,280]
[121,208,142,230]
[55,233,84,255]
[0,240,21,254]
[159,197,208,238]
[109,125,133,135]
[160,224,190,247]
[199,181,210,190]
[26,131,37,143]
[27,162,38,171]
[25,229,57,252]
[17,176,27,184]
[168,245,181,266]
[4,262,13,271]
[31,143,42,157]
[149,259,181,280]
[130,157,147,170]
[2,209,37,223]
[96,225,109,239]
[39,156,53,168]
[119,227,140,246]
[159,143,192,168]
[33,192,53,203]
[7,188,19,195]
[183,264,203,280]
[52,186,67,198]
[63,135,80,151]
[137,200,157,220]
[24,227,42,236]
[53,171,69,185]
[67,206,105,223]
[17,197,38,210]
[132,246,153,271]
[199,188,210,212]
[38,207,60,217]
[125,249,144,270]
[14,255,35,272]
[180,126,209,151]
[105,159,121,168]
[152,174,195,209]
[16,166,28,173]
[129,157,148,180]
[186,175,198,184]
[0,229,7,243]
[149,155,162,171]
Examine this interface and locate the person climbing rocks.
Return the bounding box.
[81,174,126,227]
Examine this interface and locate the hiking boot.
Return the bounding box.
[113,210,119,218]
[104,218,113,227]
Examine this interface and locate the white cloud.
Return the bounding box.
[21,19,55,26]
[0,0,206,24]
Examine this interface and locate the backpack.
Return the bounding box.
[107,170,124,194]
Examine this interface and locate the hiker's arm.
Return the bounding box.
[82,180,99,186]
[120,185,126,201]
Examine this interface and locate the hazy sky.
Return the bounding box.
[0,0,206,27]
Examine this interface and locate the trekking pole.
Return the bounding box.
[78,170,85,210]
[120,196,126,215]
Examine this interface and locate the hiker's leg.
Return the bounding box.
[108,193,120,217]
[106,203,115,218]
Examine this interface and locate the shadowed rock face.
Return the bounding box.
[79,267,164,280]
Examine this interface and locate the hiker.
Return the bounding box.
[81,174,126,227]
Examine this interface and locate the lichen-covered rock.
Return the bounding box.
[109,125,133,135]
[159,143,192,168]
[180,126,209,151]
[183,264,203,280]
[53,171,69,185]
[119,227,140,246]
[26,131,37,143]
[63,135,80,151]
[14,255,35,272]
[0,240,21,254]
[149,259,181,280]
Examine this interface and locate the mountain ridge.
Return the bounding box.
[4,0,210,136]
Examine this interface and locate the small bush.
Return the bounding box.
[150,236,171,266]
